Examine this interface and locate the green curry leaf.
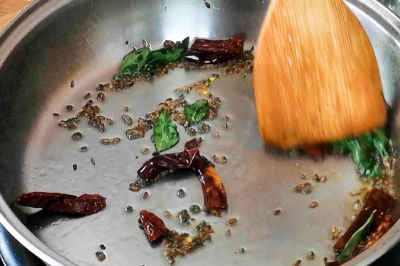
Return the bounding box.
[116,47,151,79]
[154,112,180,152]
[184,100,209,125]
[116,37,189,80]
[337,211,376,263]
[333,128,390,178]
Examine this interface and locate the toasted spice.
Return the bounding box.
[314,174,328,183]
[99,244,106,250]
[52,112,60,117]
[73,164,77,171]
[331,227,341,240]
[122,114,134,125]
[213,155,228,164]
[141,147,150,155]
[71,132,83,141]
[306,251,315,260]
[228,217,238,225]
[97,92,105,102]
[66,105,74,111]
[91,157,96,166]
[80,146,88,152]
[294,182,312,194]
[84,92,91,99]
[70,80,75,88]
[226,229,232,236]
[176,189,185,198]
[164,221,213,264]
[129,182,142,192]
[177,209,191,224]
[100,137,121,145]
[96,251,106,262]
[164,210,172,218]
[189,205,202,214]
[124,106,129,112]
[125,206,134,213]
[309,200,319,208]
[294,259,302,266]
[141,191,149,200]
[273,208,282,216]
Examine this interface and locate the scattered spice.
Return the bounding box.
[224,122,229,129]
[100,137,121,145]
[84,92,91,99]
[309,200,319,208]
[58,117,79,130]
[273,208,282,216]
[213,155,228,164]
[141,147,150,154]
[123,106,129,112]
[99,244,106,250]
[164,221,213,264]
[204,1,211,8]
[331,227,341,240]
[215,131,220,138]
[177,209,191,224]
[137,139,228,215]
[73,164,77,171]
[226,229,232,236]
[79,146,88,152]
[129,181,142,192]
[52,112,59,117]
[141,191,149,200]
[14,192,106,215]
[198,123,211,134]
[228,217,238,225]
[96,251,106,262]
[66,105,74,111]
[300,173,307,180]
[70,80,75,88]
[294,182,312,194]
[91,157,96,166]
[71,132,83,141]
[96,92,105,102]
[176,189,185,198]
[186,127,197,136]
[164,210,172,218]
[122,114,134,125]
[125,206,134,213]
[314,174,328,183]
[189,205,201,214]
[306,251,315,260]
[239,247,245,254]
[294,259,302,266]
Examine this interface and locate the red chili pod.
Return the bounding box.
[14,192,106,215]
[139,210,168,243]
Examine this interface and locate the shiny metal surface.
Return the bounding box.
[0,0,400,265]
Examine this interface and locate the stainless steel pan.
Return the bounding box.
[1,0,400,265]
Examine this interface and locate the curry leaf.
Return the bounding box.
[333,128,389,178]
[184,100,209,125]
[116,37,189,80]
[154,112,179,152]
[117,47,151,79]
[337,211,375,263]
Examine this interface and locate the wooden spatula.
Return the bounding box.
[254,0,387,149]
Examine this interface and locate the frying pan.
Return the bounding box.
[1,0,400,265]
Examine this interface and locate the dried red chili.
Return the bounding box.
[137,138,228,215]
[185,36,243,64]
[139,210,169,243]
[14,192,106,215]
[334,188,395,253]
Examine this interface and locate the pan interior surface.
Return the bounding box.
[1,0,400,265]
